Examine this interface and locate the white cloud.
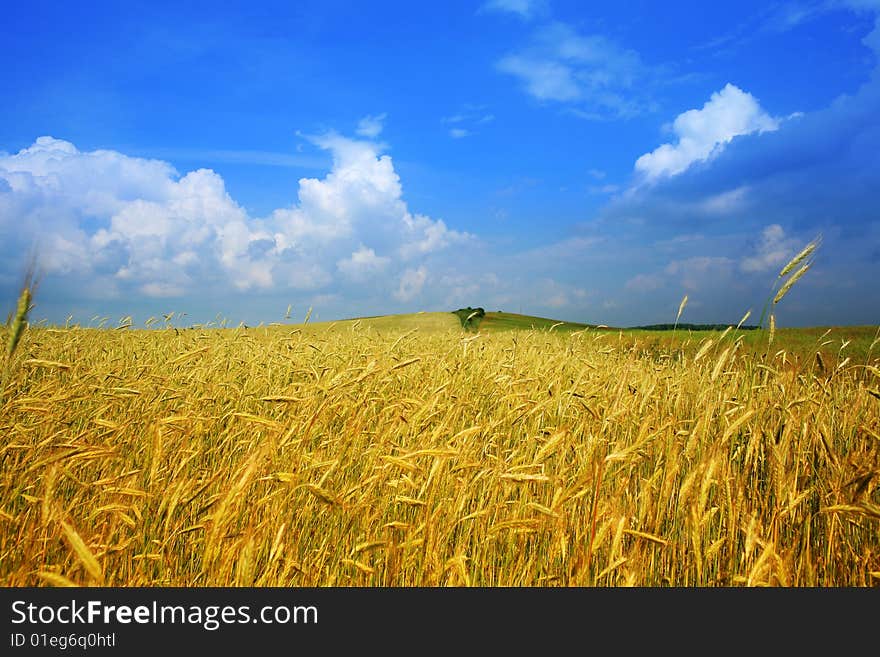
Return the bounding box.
[588,183,620,195]
[442,110,494,125]
[498,55,581,101]
[634,84,780,181]
[520,236,601,262]
[337,245,390,279]
[0,133,469,302]
[442,107,494,138]
[141,282,186,298]
[626,255,735,295]
[740,224,799,273]
[355,113,387,139]
[440,272,501,307]
[480,0,544,20]
[696,1,880,57]
[399,214,465,259]
[698,186,750,214]
[394,266,427,301]
[497,22,647,117]
[512,278,591,311]
[269,133,407,248]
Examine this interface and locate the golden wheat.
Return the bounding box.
[0,317,877,587]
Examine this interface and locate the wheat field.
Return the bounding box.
[1,312,878,587]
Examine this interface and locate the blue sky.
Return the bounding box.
[2,0,879,327]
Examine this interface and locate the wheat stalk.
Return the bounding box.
[673,294,688,337]
[773,262,812,305]
[5,285,31,363]
[758,234,821,330]
[779,236,820,278]
[2,266,38,398]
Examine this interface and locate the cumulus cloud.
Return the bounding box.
[634,84,780,181]
[0,133,470,305]
[399,213,462,259]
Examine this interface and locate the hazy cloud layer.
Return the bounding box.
[740,224,800,273]
[355,113,387,139]
[480,0,546,20]
[497,22,651,118]
[442,106,495,139]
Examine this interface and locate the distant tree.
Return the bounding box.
[452,306,485,331]
[630,323,760,331]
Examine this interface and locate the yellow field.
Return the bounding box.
[1,314,878,586]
